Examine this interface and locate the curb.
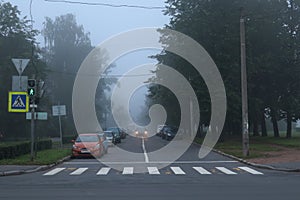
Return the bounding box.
[0,155,71,177]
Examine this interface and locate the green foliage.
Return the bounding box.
[0,139,52,160]
[148,0,300,137]
[0,2,48,139]
[0,148,70,165]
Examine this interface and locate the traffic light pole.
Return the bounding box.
[30,101,35,161]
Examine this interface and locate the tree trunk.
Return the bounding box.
[261,110,267,137]
[270,107,280,137]
[286,111,292,138]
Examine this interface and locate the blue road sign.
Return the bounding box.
[8,91,29,112]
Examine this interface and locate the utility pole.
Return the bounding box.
[240,7,249,157]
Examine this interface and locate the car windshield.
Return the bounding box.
[107,128,120,135]
[105,132,113,137]
[76,135,99,142]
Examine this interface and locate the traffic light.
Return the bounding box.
[27,79,36,98]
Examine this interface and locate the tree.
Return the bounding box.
[0,2,47,139]
[42,13,93,135]
[149,0,300,139]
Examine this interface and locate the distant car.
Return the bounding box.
[161,126,178,140]
[120,128,127,139]
[106,127,121,143]
[98,132,109,154]
[156,125,167,137]
[104,131,114,146]
[134,129,148,138]
[156,125,166,136]
[71,133,104,158]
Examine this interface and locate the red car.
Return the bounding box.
[71,133,104,158]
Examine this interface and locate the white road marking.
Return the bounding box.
[142,138,149,163]
[96,167,111,175]
[193,167,212,175]
[170,167,186,175]
[216,167,237,175]
[238,167,264,175]
[148,167,160,175]
[43,168,65,176]
[122,167,134,175]
[64,160,238,165]
[70,167,88,175]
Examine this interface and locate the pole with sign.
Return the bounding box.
[52,104,66,148]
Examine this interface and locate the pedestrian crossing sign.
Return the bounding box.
[8,91,29,112]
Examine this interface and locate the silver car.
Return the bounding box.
[104,131,114,146]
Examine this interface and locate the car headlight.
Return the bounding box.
[72,145,79,149]
[135,131,138,134]
[144,131,148,134]
[167,133,171,136]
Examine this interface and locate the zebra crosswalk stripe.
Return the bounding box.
[42,166,263,176]
[170,167,186,175]
[97,167,111,175]
[43,168,65,176]
[238,167,264,175]
[216,167,237,175]
[122,167,134,175]
[148,167,160,175]
[70,167,88,175]
[193,167,212,174]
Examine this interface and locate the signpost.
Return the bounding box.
[52,105,66,148]
[8,91,29,112]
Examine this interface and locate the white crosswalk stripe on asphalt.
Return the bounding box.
[170,167,186,175]
[148,167,160,175]
[70,167,88,175]
[97,167,111,175]
[42,166,263,176]
[238,167,264,175]
[193,167,212,174]
[122,167,134,175]
[43,168,65,176]
[216,167,237,175]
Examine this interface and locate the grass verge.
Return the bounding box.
[195,136,300,159]
[0,148,70,165]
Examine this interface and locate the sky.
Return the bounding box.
[7,0,170,122]
[8,0,170,46]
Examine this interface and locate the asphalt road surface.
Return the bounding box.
[0,135,299,200]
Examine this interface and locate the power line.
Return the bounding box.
[44,0,165,10]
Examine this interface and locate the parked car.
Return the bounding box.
[106,127,121,143]
[156,125,166,136]
[156,125,167,137]
[98,132,109,154]
[161,126,178,140]
[71,133,104,158]
[120,128,127,139]
[104,131,115,146]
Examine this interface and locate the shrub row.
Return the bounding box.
[62,135,77,144]
[0,139,52,160]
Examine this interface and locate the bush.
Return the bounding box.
[0,139,52,160]
[62,135,77,144]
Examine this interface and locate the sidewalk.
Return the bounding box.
[245,146,300,170]
[0,156,70,176]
